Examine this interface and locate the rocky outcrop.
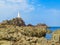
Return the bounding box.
[0,25,47,40]
[27,24,34,26]
[0,17,48,45]
[13,37,47,45]
[1,18,26,26]
[0,25,47,45]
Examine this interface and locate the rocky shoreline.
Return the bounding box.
[0,17,60,45]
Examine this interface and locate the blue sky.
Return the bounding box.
[0,0,60,27]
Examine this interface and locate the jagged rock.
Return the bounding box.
[47,29,52,34]
[27,24,34,26]
[1,18,26,26]
[0,17,48,45]
[11,18,26,26]
[0,40,13,45]
[36,23,47,26]
[0,25,47,41]
[52,30,60,42]
[19,26,46,37]
[13,36,48,45]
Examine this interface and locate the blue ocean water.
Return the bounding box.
[46,27,60,40]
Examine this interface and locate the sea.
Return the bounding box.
[45,27,60,40]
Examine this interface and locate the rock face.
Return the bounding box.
[52,30,60,42]
[0,24,47,45]
[0,25,47,40]
[27,24,34,26]
[12,18,26,26]
[0,40,13,45]
[1,18,26,26]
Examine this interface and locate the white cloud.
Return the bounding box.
[6,0,25,3]
[0,0,35,12]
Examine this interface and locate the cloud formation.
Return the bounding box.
[0,0,35,12]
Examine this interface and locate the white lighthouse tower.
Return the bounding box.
[17,11,20,18]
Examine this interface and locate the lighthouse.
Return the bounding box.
[17,11,20,18]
